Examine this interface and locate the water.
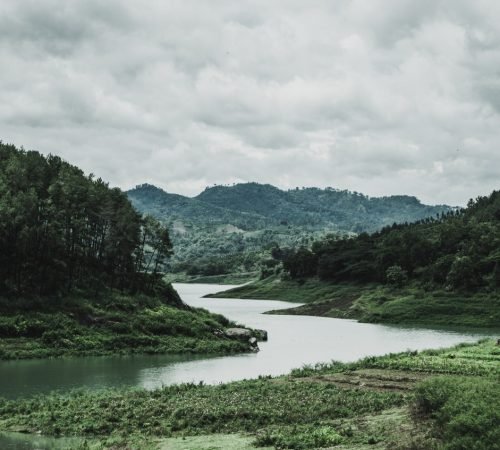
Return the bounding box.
[0,283,496,400]
[0,433,86,450]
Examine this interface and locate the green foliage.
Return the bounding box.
[255,425,344,449]
[291,340,500,378]
[0,142,172,298]
[446,255,478,290]
[127,183,450,278]
[0,142,255,360]
[0,291,248,360]
[0,377,402,439]
[413,376,500,450]
[0,340,496,450]
[211,278,500,327]
[277,191,500,295]
[386,265,408,287]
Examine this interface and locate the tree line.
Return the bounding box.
[275,191,500,291]
[0,142,172,298]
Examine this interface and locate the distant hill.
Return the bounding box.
[128,184,269,229]
[127,183,453,277]
[194,183,452,231]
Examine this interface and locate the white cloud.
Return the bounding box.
[1,0,499,205]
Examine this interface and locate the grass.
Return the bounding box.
[207,276,500,328]
[0,340,498,449]
[204,275,351,302]
[158,434,273,450]
[0,287,255,360]
[290,339,500,378]
[165,272,259,285]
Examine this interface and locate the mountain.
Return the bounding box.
[127,182,453,277]
[129,182,452,232]
[128,183,269,229]
[211,190,500,328]
[195,183,452,230]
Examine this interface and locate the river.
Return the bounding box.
[0,283,496,401]
[0,282,497,448]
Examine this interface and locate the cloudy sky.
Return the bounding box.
[1,1,499,205]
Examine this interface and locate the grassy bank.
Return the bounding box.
[207,276,500,328]
[0,340,498,449]
[0,286,254,360]
[165,272,259,285]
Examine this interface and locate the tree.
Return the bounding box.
[0,143,171,298]
[446,256,478,290]
[386,265,408,288]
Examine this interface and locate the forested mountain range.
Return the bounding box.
[127,182,453,277]
[129,182,452,232]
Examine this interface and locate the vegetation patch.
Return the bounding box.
[210,276,500,328]
[412,376,500,450]
[0,144,258,360]
[0,289,252,360]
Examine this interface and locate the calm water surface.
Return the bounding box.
[0,283,496,401]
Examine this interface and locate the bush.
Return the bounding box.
[413,376,500,450]
[255,425,344,449]
[386,265,408,287]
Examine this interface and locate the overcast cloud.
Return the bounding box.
[1,0,499,205]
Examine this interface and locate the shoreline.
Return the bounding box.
[205,276,500,329]
[0,339,497,450]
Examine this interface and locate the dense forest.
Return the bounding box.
[0,142,260,359]
[278,191,500,291]
[127,183,452,278]
[0,142,172,298]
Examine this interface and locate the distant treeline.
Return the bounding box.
[276,191,500,291]
[0,143,172,297]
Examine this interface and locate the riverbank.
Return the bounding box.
[206,276,500,328]
[165,271,259,285]
[0,285,259,360]
[0,339,497,449]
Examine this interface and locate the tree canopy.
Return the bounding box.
[0,142,172,298]
[277,191,500,292]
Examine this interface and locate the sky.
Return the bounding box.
[1,1,499,206]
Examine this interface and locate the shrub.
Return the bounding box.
[255,425,344,449]
[413,376,500,450]
[386,265,408,287]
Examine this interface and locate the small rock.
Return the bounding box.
[254,329,268,341]
[225,327,253,340]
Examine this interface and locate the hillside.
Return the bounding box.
[129,182,452,231]
[0,143,258,358]
[195,183,451,230]
[127,183,452,279]
[209,190,500,328]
